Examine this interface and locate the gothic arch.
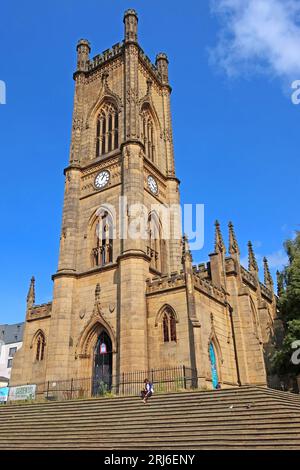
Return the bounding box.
[88,206,116,233]
[155,304,179,327]
[250,297,262,343]
[148,211,167,273]
[208,334,223,384]
[76,316,117,359]
[30,329,46,350]
[86,91,122,130]
[208,321,224,366]
[139,99,161,134]
[140,102,161,163]
[85,85,122,160]
[88,206,116,267]
[30,329,46,362]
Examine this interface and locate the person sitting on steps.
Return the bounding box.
[140,378,154,404]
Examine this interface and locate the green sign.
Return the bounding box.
[9,384,36,401]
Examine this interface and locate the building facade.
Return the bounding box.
[11,10,278,391]
[0,323,24,385]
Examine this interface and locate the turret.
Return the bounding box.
[76,39,91,72]
[156,53,169,85]
[124,9,138,43]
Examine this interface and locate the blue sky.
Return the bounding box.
[0,0,299,324]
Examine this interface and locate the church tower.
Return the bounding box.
[11,10,183,386]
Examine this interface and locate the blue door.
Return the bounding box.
[209,343,219,389]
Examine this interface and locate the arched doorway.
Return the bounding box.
[92,330,112,396]
[209,342,219,389]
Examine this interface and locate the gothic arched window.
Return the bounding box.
[141,107,155,162]
[96,103,119,157]
[35,332,45,361]
[147,212,165,272]
[163,313,169,342]
[92,212,113,267]
[162,309,177,343]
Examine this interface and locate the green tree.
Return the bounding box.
[271,231,300,376]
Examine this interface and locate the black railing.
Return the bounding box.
[32,365,197,402]
[268,374,299,394]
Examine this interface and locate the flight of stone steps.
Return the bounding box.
[0,386,300,450]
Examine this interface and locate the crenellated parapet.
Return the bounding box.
[193,274,226,304]
[238,262,274,302]
[139,47,161,82]
[87,43,124,72]
[146,272,185,294]
[146,270,226,304]
[27,302,52,322]
[74,34,168,88]
[259,282,273,302]
[240,264,258,289]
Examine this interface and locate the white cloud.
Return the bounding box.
[210,0,300,84]
[265,249,288,268]
[241,249,288,271]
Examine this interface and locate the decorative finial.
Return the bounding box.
[228,221,240,255]
[27,276,35,307]
[124,9,138,19]
[182,234,193,262]
[263,257,273,288]
[214,220,225,254]
[248,241,258,272]
[95,283,101,304]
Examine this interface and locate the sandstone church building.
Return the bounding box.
[11,10,278,392]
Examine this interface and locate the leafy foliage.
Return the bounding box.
[271,319,300,375]
[271,232,300,376]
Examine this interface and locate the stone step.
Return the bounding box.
[0,386,292,406]
[0,400,300,419]
[2,389,299,416]
[1,415,299,429]
[0,410,297,429]
[1,434,300,446]
[1,395,297,417]
[1,386,299,450]
[1,416,299,435]
[0,407,299,426]
[2,426,300,440]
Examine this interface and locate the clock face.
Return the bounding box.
[94,170,110,189]
[147,175,158,195]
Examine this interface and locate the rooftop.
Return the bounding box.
[0,323,24,345]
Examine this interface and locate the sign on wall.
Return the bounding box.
[0,387,9,403]
[8,384,36,401]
